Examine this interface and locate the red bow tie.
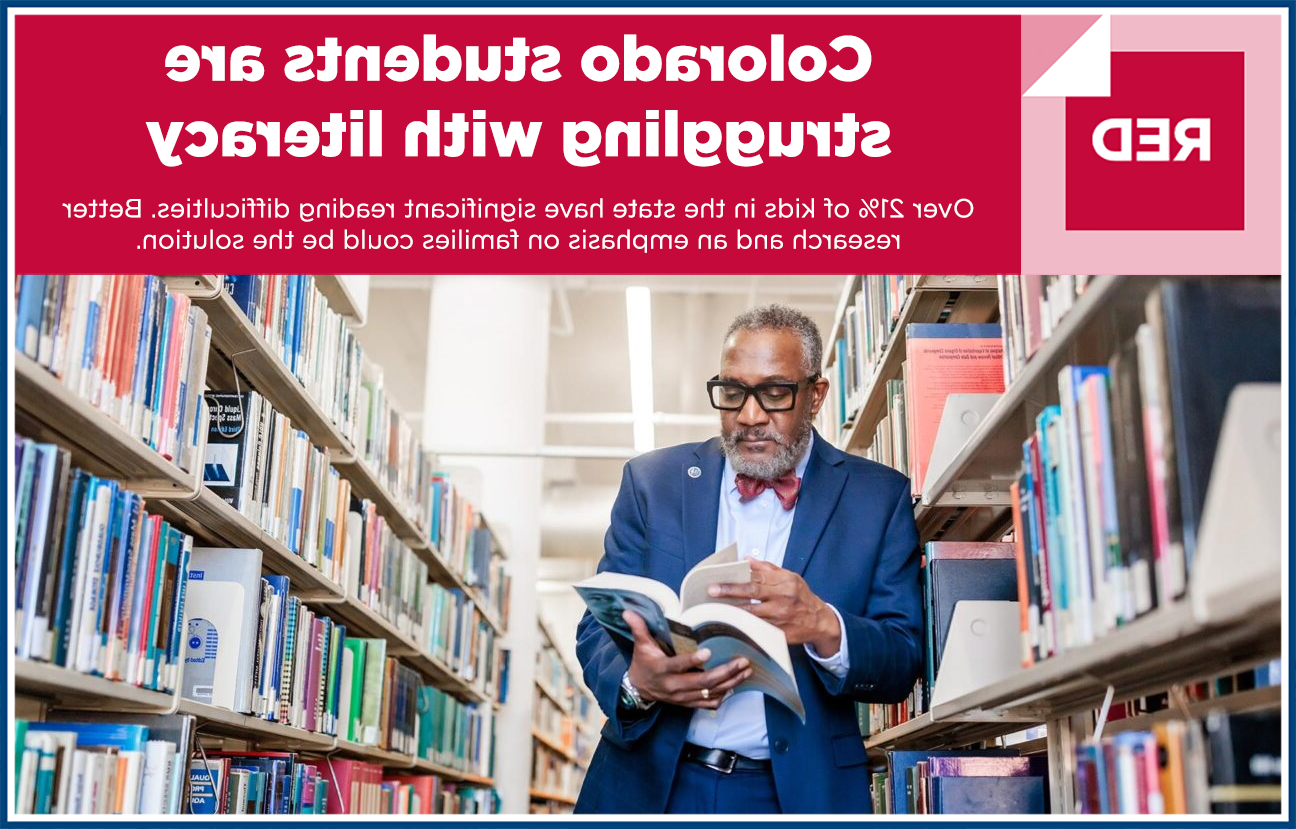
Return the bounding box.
[735,472,802,510]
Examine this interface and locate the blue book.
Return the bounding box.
[930,775,1046,814]
[188,761,223,814]
[284,275,299,371]
[906,322,1003,340]
[260,575,290,719]
[148,295,175,450]
[887,750,1017,814]
[15,275,48,357]
[27,721,148,752]
[223,275,257,317]
[287,432,305,554]
[166,535,193,693]
[82,284,102,378]
[1036,406,1068,634]
[97,489,132,672]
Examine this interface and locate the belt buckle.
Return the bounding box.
[707,752,737,775]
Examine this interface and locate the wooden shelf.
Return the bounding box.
[335,738,417,769]
[535,679,571,712]
[532,729,577,763]
[529,788,578,806]
[826,275,999,457]
[920,276,1147,512]
[181,700,335,751]
[1102,684,1282,738]
[175,284,356,456]
[332,459,506,637]
[152,486,345,603]
[412,757,495,787]
[868,595,1280,751]
[15,660,177,712]
[14,353,203,499]
[314,275,367,324]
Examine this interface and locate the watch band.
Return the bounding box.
[620,671,654,711]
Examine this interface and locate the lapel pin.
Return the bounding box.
[687,466,702,479]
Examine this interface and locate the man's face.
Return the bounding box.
[717,328,829,479]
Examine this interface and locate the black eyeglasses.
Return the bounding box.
[706,374,820,412]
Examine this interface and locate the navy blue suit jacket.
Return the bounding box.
[575,432,923,814]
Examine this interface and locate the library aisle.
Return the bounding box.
[9,275,1284,817]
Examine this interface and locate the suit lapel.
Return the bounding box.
[782,435,848,577]
[682,438,724,571]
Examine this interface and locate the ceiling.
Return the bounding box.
[354,275,846,584]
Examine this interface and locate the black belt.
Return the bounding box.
[682,743,773,774]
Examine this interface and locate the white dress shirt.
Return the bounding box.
[685,433,850,759]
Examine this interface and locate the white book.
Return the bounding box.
[118,750,144,814]
[230,769,250,814]
[165,750,183,815]
[344,509,363,601]
[138,740,173,814]
[68,750,88,815]
[77,481,115,675]
[16,743,40,813]
[65,480,102,673]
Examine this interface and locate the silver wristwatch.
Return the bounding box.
[619,671,655,711]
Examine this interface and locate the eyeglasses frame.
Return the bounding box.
[705,373,822,413]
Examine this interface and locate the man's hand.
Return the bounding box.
[623,611,751,709]
[708,559,843,656]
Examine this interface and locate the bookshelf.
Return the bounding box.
[12,275,508,815]
[529,619,601,813]
[15,661,179,713]
[823,274,999,458]
[313,275,368,324]
[825,275,1282,815]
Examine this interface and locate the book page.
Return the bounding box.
[677,602,804,721]
[679,543,750,611]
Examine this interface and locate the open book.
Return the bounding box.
[574,544,804,721]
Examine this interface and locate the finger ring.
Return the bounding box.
[701,688,710,700]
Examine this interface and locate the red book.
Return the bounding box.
[386,775,437,815]
[903,323,1005,496]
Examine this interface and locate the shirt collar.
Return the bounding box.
[722,431,816,493]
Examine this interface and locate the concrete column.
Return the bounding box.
[422,275,551,815]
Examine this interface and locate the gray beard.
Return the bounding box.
[721,421,813,480]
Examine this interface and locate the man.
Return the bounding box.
[575,304,923,814]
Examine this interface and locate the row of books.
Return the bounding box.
[12,712,499,816]
[14,437,192,692]
[418,686,496,779]
[188,750,330,814]
[859,533,1278,736]
[869,750,1047,814]
[222,274,364,447]
[177,548,493,760]
[354,357,439,533]
[432,476,511,624]
[1009,280,1280,662]
[826,319,1008,497]
[204,390,352,581]
[423,583,506,697]
[203,388,503,694]
[997,275,1093,387]
[1074,710,1280,815]
[316,758,499,815]
[822,274,914,440]
[15,274,210,472]
[14,717,193,816]
[531,743,585,803]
